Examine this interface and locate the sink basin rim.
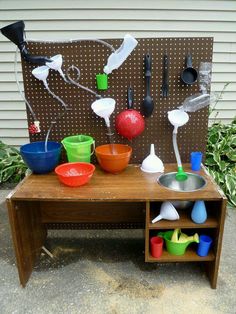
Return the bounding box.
[157,172,207,192]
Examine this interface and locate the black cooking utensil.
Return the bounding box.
[181,53,198,85]
[142,53,154,117]
[161,53,169,97]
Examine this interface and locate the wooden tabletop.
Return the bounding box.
[8,164,224,202]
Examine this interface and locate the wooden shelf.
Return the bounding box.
[149,211,218,229]
[146,248,215,263]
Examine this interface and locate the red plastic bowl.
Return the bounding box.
[55,162,95,187]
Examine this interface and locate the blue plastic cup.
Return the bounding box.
[20,141,61,174]
[197,235,212,257]
[191,151,203,171]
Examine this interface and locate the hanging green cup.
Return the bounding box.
[96,73,108,90]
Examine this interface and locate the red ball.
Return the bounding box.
[115,109,145,140]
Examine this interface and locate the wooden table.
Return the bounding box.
[6,164,226,288]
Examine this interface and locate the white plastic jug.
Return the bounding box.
[103,34,138,74]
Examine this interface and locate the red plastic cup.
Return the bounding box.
[150,236,164,258]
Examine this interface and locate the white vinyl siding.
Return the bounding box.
[0,0,236,146]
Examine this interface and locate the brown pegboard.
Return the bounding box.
[21,37,213,163]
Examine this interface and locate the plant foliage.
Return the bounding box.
[205,118,236,207]
[0,141,27,185]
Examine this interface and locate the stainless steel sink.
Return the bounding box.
[158,172,207,192]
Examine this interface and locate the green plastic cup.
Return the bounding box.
[96,73,108,90]
[62,134,95,163]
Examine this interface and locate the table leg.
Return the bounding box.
[206,199,227,288]
[7,200,47,287]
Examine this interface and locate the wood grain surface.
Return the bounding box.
[11,164,223,201]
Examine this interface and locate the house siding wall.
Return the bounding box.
[0,0,236,146]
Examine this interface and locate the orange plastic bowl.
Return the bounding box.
[95,144,132,174]
[55,162,95,187]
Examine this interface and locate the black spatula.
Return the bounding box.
[142,53,154,117]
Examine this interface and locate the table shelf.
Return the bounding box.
[149,211,218,229]
[146,248,215,263]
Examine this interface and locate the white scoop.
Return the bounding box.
[91,98,116,128]
[141,144,164,173]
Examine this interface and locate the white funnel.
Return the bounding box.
[91,98,116,128]
[152,201,180,223]
[168,109,189,133]
[32,65,49,84]
[46,54,66,79]
[32,65,68,109]
[141,144,164,173]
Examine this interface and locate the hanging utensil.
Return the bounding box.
[181,53,198,85]
[142,53,154,117]
[115,86,145,140]
[161,53,169,97]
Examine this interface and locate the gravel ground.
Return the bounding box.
[0,189,235,314]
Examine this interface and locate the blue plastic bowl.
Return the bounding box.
[20,141,61,174]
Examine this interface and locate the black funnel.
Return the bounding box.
[1,20,25,48]
[1,20,51,65]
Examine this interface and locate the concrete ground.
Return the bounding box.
[0,189,235,314]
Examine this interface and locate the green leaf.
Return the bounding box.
[231,196,236,207]
[225,174,236,197]
[0,141,27,184]
[219,160,229,172]
[208,131,220,145]
[213,151,221,167]
[218,137,230,153]
[229,135,236,147]
[205,153,217,166]
[226,150,236,162]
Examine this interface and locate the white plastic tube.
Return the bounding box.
[173,132,182,168]
[66,65,102,99]
[14,48,38,121]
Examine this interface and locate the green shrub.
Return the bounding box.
[0,141,27,185]
[205,118,236,207]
